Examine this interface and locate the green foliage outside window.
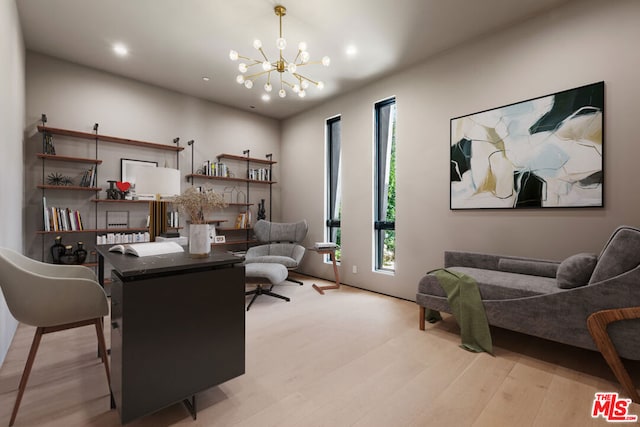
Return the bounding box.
[383,121,396,268]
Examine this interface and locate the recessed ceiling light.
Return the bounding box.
[202,76,210,82]
[346,44,358,57]
[113,43,128,57]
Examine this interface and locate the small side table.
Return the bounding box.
[308,247,341,295]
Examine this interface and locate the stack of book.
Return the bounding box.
[234,212,251,229]
[79,166,97,187]
[201,160,229,177]
[314,242,339,250]
[43,197,83,231]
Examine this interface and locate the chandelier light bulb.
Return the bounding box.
[238,63,248,73]
[236,75,245,84]
[278,89,287,98]
[229,50,239,61]
[264,82,273,92]
[322,56,331,67]
[253,39,262,49]
[262,61,272,71]
[261,93,271,102]
[287,63,297,73]
[300,51,310,63]
[298,42,307,51]
[244,80,253,89]
[298,90,306,98]
[301,80,309,89]
[317,81,325,90]
[276,37,287,50]
[292,84,300,93]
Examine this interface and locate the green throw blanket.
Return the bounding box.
[427,268,493,355]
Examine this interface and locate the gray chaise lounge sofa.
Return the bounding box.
[417,225,640,402]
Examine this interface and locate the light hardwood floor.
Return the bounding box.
[1,273,639,426]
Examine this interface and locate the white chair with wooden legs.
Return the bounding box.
[0,247,111,426]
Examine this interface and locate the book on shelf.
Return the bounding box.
[79,166,96,187]
[234,212,248,229]
[108,241,184,257]
[44,204,83,232]
[167,210,179,228]
[43,197,50,231]
[44,134,55,155]
[97,232,150,245]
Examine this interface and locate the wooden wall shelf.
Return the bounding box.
[185,173,276,184]
[217,153,276,165]
[91,199,151,203]
[38,185,101,191]
[36,118,182,266]
[217,227,253,232]
[37,153,103,164]
[38,125,185,152]
[37,227,149,235]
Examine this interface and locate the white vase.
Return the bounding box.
[189,223,211,258]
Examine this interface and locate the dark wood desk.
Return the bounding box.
[96,247,245,424]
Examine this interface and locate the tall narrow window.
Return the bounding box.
[326,116,342,262]
[374,98,396,272]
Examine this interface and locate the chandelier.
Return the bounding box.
[229,5,330,99]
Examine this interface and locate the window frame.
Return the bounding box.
[325,115,342,263]
[373,97,396,272]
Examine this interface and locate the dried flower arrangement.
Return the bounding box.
[171,187,227,224]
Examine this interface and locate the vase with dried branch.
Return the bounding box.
[170,187,227,257]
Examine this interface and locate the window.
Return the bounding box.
[326,116,342,262]
[374,98,396,272]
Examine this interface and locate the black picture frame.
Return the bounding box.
[450,81,604,209]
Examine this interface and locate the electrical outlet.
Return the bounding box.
[352,265,358,274]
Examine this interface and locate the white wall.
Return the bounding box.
[24,52,281,261]
[0,0,25,367]
[282,0,640,300]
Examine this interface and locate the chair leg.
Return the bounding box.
[587,308,640,403]
[245,284,290,311]
[264,285,291,302]
[10,327,44,427]
[94,319,111,387]
[285,275,304,286]
[245,287,261,311]
[419,306,426,331]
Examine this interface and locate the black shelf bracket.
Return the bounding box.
[187,140,195,185]
[173,137,180,170]
[266,153,273,220]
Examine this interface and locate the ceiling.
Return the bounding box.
[17,0,572,120]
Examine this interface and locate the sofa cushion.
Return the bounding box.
[556,253,597,289]
[498,258,558,278]
[590,226,640,284]
[418,267,561,300]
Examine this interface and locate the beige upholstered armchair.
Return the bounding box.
[0,247,111,426]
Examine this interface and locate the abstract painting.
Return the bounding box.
[450,82,604,209]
